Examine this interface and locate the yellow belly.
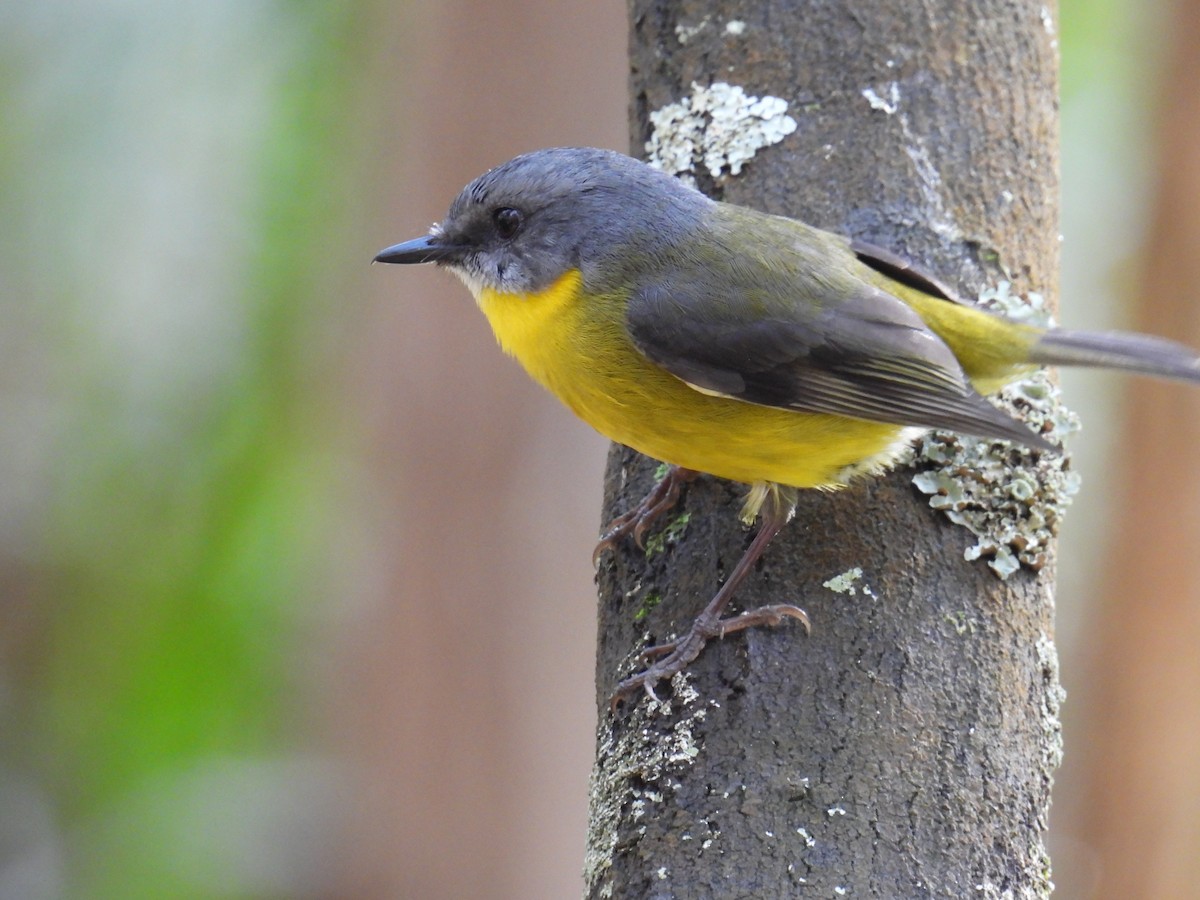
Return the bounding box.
[475,271,907,489]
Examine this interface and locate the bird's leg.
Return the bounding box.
[612,484,810,707]
[593,465,698,565]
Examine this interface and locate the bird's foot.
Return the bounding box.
[611,603,811,709]
[593,466,697,565]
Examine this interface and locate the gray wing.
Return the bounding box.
[849,238,964,304]
[626,277,1053,451]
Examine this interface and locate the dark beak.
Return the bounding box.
[373,235,461,265]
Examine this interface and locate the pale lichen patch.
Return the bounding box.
[862,83,900,115]
[1036,631,1067,772]
[674,15,710,44]
[584,672,710,896]
[823,567,864,594]
[910,285,1081,578]
[646,82,797,186]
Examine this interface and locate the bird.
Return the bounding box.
[374,147,1200,703]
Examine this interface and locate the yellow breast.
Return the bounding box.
[476,270,591,393]
[473,269,907,489]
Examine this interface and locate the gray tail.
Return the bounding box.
[1030,329,1200,384]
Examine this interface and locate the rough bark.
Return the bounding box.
[587,2,1061,897]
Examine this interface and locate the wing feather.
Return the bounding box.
[626,270,1051,451]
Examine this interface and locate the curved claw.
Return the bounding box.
[593,466,695,566]
[608,482,808,713]
[610,602,812,711]
[631,515,656,551]
[719,604,812,636]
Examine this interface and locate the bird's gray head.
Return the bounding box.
[374,147,713,296]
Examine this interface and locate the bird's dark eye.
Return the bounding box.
[493,207,523,239]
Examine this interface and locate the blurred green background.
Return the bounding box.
[1,3,376,897]
[1,1,1196,898]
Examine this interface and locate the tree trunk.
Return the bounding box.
[586,2,1062,897]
